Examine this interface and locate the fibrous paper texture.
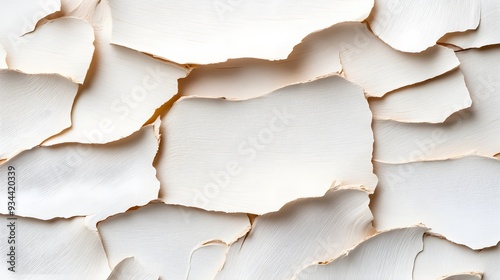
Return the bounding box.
[0,216,110,279]
[215,189,375,279]
[7,17,95,84]
[2,1,500,279]
[295,226,427,280]
[0,70,77,161]
[107,257,159,280]
[0,124,161,229]
[413,236,499,280]
[440,0,500,49]
[98,203,250,280]
[368,0,480,52]
[42,0,188,145]
[158,76,377,214]
[374,46,500,163]
[107,0,374,64]
[369,69,472,123]
[182,22,370,100]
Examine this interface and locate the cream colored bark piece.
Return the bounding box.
[340,38,459,97]
[369,69,472,123]
[372,156,500,249]
[0,0,60,47]
[414,236,499,280]
[438,273,483,280]
[215,189,375,280]
[0,44,6,68]
[98,203,250,280]
[43,0,188,145]
[158,76,377,214]
[182,22,372,100]
[373,47,500,163]
[7,17,94,84]
[295,227,427,280]
[368,0,480,53]
[0,123,160,229]
[107,258,159,280]
[440,0,500,49]
[0,216,110,279]
[107,0,374,64]
[0,70,77,161]
[187,244,229,280]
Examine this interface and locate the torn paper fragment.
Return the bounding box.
[295,227,427,280]
[440,0,500,49]
[52,0,105,24]
[107,258,159,280]
[340,35,459,97]
[369,69,472,123]
[158,75,377,214]
[107,0,374,64]
[216,189,375,280]
[187,244,229,280]
[373,46,500,163]
[438,272,483,280]
[0,216,110,279]
[0,0,61,47]
[7,17,94,84]
[42,0,188,145]
[0,123,160,229]
[98,203,250,280]
[372,156,500,249]
[368,0,480,52]
[413,236,499,280]
[0,44,6,68]
[182,22,370,100]
[0,70,77,161]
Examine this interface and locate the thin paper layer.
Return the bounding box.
[8,17,94,84]
[98,203,250,280]
[295,227,427,280]
[414,236,499,280]
[368,0,480,52]
[216,189,375,280]
[108,0,374,64]
[0,70,78,161]
[372,156,500,249]
[340,31,459,97]
[0,216,110,279]
[42,0,188,145]
[439,273,483,280]
[158,76,377,214]
[187,244,229,280]
[373,46,500,163]
[369,69,472,123]
[0,124,160,229]
[440,0,500,49]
